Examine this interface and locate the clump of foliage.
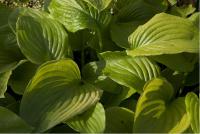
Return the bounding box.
[0,0,199,133]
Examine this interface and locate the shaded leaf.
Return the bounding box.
[9,62,38,95]
[105,107,134,133]
[0,106,33,133]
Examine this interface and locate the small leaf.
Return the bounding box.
[20,59,101,132]
[16,8,71,64]
[0,106,33,133]
[185,92,199,133]
[66,103,105,133]
[169,4,196,18]
[134,78,190,133]
[48,0,112,32]
[100,51,160,92]
[105,107,134,133]
[0,71,12,98]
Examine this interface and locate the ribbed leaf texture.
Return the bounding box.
[134,78,190,133]
[67,102,105,133]
[185,92,199,133]
[16,8,71,64]
[100,51,160,93]
[20,59,101,132]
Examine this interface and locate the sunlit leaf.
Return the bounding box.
[134,78,190,133]
[100,51,160,92]
[66,103,105,133]
[20,59,101,132]
[48,0,112,32]
[185,92,199,133]
[16,8,71,64]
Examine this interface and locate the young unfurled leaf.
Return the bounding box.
[48,0,112,32]
[20,59,101,132]
[134,78,190,133]
[16,8,71,64]
[66,102,105,133]
[100,51,160,93]
[0,106,33,133]
[185,92,199,133]
[105,107,134,133]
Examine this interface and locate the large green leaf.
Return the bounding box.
[0,71,12,98]
[185,92,199,133]
[134,78,190,133]
[105,107,134,133]
[127,13,199,57]
[66,102,105,133]
[16,8,71,64]
[110,0,168,49]
[20,59,101,132]
[100,51,160,93]
[9,62,38,95]
[0,106,33,133]
[48,0,112,32]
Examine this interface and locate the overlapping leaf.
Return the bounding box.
[134,78,190,133]
[48,0,112,32]
[9,62,38,95]
[185,92,199,133]
[0,71,12,98]
[16,8,71,64]
[20,59,101,132]
[105,107,134,133]
[0,106,33,133]
[0,6,24,73]
[66,102,105,133]
[100,51,160,92]
[110,0,168,48]
[82,0,112,11]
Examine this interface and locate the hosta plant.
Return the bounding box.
[0,0,199,133]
